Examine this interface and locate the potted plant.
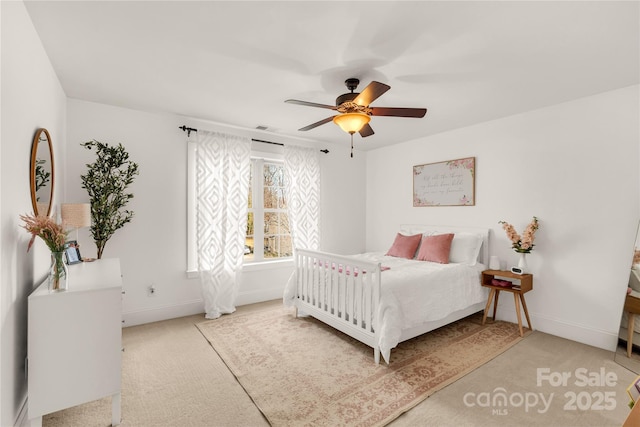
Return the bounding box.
[80,140,139,259]
[498,216,540,273]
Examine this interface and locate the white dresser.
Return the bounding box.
[27,258,122,426]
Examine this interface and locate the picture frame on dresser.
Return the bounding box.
[64,240,82,265]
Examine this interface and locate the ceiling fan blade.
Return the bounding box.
[298,116,336,131]
[370,107,427,118]
[285,99,337,110]
[353,81,390,106]
[359,123,374,138]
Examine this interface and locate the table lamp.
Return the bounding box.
[61,203,91,241]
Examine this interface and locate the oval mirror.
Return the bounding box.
[29,128,54,217]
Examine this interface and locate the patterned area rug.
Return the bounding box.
[197,305,527,427]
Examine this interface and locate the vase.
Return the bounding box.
[517,252,529,274]
[489,256,501,270]
[48,251,68,292]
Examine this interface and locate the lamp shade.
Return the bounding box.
[333,113,370,134]
[61,203,91,228]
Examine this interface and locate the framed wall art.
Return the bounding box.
[413,157,475,206]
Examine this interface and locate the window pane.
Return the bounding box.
[264,236,277,258]
[264,212,291,235]
[264,212,277,234]
[282,211,290,229]
[280,235,293,257]
[264,164,282,186]
[277,187,287,209]
[263,163,286,210]
[266,164,285,187]
[245,212,254,261]
[262,235,293,258]
[264,186,278,209]
[244,240,254,261]
[246,212,254,236]
[264,186,287,209]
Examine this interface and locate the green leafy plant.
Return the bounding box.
[80,140,139,259]
[34,158,51,199]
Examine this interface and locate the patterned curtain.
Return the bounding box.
[196,130,251,319]
[284,145,320,251]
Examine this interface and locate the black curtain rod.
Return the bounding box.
[251,138,283,147]
[179,125,329,154]
[178,125,197,137]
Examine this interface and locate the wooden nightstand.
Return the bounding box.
[481,269,533,337]
[624,396,640,427]
[624,294,640,357]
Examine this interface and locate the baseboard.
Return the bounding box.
[123,287,284,326]
[123,299,205,327]
[496,307,619,351]
[236,286,283,307]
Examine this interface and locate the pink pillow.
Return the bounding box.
[416,233,454,264]
[385,233,422,259]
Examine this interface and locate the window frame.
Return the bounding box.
[245,158,292,264]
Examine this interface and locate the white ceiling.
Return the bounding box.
[24,1,639,151]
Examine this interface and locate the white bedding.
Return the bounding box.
[285,251,488,363]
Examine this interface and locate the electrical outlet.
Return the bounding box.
[147,284,156,296]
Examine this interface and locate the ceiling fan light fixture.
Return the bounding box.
[333,112,370,134]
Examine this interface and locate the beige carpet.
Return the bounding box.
[197,305,528,427]
[40,301,637,427]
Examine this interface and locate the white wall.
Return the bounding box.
[0,2,67,425]
[366,85,640,351]
[65,99,366,326]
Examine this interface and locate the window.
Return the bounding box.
[187,141,293,276]
[244,159,292,262]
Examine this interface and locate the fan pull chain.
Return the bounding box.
[350,132,354,158]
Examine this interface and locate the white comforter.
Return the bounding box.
[284,252,488,363]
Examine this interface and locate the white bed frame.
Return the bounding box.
[291,225,490,364]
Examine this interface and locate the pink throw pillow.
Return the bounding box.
[385,233,422,259]
[416,233,454,264]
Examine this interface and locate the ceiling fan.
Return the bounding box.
[285,78,427,141]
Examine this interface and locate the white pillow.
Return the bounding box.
[449,233,483,265]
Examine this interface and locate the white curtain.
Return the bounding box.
[284,145,320,251]
[195,130,251,319]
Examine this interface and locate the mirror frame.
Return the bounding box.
[29,128,54,217]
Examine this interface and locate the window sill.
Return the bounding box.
[186,258,294,279]
[243,258,294,272]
